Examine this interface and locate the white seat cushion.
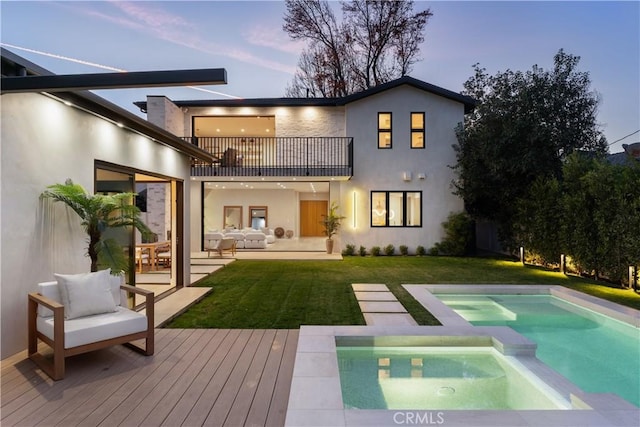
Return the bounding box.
[37,306,148,349]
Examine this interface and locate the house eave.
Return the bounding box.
[1,48,216,163]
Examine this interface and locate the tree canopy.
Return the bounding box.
[452,49,608,250]
[515,153,640,284]
[283,0,432,97]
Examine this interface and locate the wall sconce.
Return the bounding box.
[353,191,357,228]
[402,171,412,182]
[417,173,426,180]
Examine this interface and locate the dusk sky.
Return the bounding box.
[2,1,638,153]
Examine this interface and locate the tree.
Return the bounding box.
[41,179,151,273]
[452,49,607,250]
[562,154,640,282]
[283,0,432,97]
[515,176,564,264]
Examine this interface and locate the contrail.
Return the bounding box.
[1,43,127,71]
[1,42,242,99]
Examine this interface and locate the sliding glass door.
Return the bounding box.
[95,162,183,304]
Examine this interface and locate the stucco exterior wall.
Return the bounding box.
[339,85,465,252]
[145,83,467,255]
[0,92,192,359]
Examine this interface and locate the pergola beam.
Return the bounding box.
[1,68,227,93]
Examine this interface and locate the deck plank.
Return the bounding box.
[95,329,214,426]
[8,329,181,427]
[159,329,242,427]
[203,329,267,426]
[0,329,300,427]
[244,329,290,427]
[265,329,299,427]
[74,329,198,426]
[223,329,277,427]
[181,329,255,426]
[137,329,231,426]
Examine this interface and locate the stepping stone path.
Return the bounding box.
[352,283,418,326]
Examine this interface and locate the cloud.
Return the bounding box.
[244,25,306,54]
[109,1,194,30]
[69,1,296,75]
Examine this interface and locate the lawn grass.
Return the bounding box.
[166,256,640,329]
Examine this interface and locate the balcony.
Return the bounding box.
[185,136,353,178]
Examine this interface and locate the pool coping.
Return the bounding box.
[284,285,640,427]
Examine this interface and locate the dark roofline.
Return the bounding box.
[341,76,476,113]
[1,68,227,93]
[1,48,216,163]
[134,75,477,114]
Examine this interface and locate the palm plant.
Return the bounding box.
[320,202,346,254]
[320,202,346,239]
[41,179,151,273]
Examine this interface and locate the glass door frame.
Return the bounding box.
[94,160,184,291]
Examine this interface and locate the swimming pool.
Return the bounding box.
[337,345,570,410]
[435,293,640,407]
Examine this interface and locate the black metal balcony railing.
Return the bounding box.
[185,136,353,178]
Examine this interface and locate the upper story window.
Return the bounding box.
[378,112,392,149]
[411,112,425,149]
[371,191,422,227]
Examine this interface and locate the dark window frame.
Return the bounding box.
[410,112,425,149]
[378,112,392,149]
[370,190,422,227]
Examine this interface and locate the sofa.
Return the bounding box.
[245,232,268,249]
[204,228,275,250]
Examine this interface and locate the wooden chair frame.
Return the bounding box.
[27,284,154,380]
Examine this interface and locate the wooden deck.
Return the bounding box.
[1,329,299,427]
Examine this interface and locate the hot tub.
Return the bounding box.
[337,345,570,410]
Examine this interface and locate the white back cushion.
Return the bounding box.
[55,269,117,319]
[37,269,123,319]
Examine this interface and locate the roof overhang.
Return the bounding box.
[1,48,218,163]
[48,90,217,162]
[1,68,227,93]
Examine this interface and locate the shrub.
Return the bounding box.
[342,244,356,256]
[428,247,439,256]
[399,245,409,256]
[384,244,395,256]
[359,245,367,256]
[370,246,381,256]
[432,211,474,256]
[416,245,426,256]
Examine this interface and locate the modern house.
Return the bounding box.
[136,77,476,254]
[0,49,221,359]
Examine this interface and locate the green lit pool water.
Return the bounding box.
[337,346,569,410]
[436,294,640,407]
